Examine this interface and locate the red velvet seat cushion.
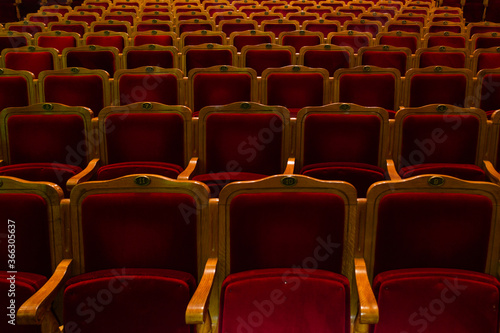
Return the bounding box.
[479,73,500,114]
[229,192,346,274]
[220,268,350,333]
[303,49,350,77]
[398,163,486,180]
[65,50,116,77]
[338,73,397,111]
[64,268,196,333]
[0,76,31,112]
[374,192,493,276]
[419,52,466,68]
[185,49,234,74]
[378,35,418,53]
[409,74,468,107]
[0,193,52,276]
[427,36,466,48]
[245,49,293,76]
[183,35,224,46]
[117,73,178,104]
[132,35,174,46]
[232,35,273,52]
[372,268,500,333]
[329,35,371,53]
[126,50,175,71]
[86,36,125,52]
[135,23,172,32]
[301,162,386,197]
[37,36,77,53]
[49,24,86,37]
[476,53,500,72]
[96,161,184,180]
[193,171,267,197]
[0,163,82,196]
[281,35,322,51]
[4,52,55,79]
[0,271,47,333]
[361,51,408,76]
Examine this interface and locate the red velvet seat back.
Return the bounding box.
[7,114,88,169]
[118,73,179,104]
[49,24,87,37]
[329,34,370,53]
[244,49,293,76]
[263,23,298,36]
[427,36,467,48]
[4,52,55,78]
[480,73,500,112]
[281,35,322,51]
[428,25,462,33]
[266,72,325,112]
[303,49,351,77]
[136,23,172,32]
[303,114,382,166]
[372,268,500,333]
[183,34,224,46]
[378,35,418,53]
[304,23,339,35]
[103,14,134,25]
[338,74,396,111]
[214,14,246,25]
[64,268,196,333]
[252,14,281,25]
[232,35,273,52]
[229,192,346,273]
[28,15,60,25]
[0,194,52,276]
[37,36,78,53]
[125,50,175,69]
[469,25,500,36]
[133,34,174,46]
[476,52,500,72]
[474,36,500,49]
[386,24,421,33]
[400,114,479,167]
[361,51,408,76]
[178,23,213,35]
[373,192,492,276]
[0,36,28,53]
[345,23,380,36]
[92,24,129,33]
[80,192,198,278]
[185,49,234,74]
[65,51,116,77]
[66,15,98,25]
[221,23,257,35]
[104,112,185,167]
[220,269,350,333]
[409,74,467,107]
[0,76,31,112]
[85,35,125,52]
[204,113,283,174]
[8,25,44,35]
[43,74,105,116]
[192,73,253,112]
[419,52,466,68]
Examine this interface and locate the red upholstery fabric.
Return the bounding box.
[193,172,267,197]
[118,73,178,104]
[0,193,52,276]
[244,49,293,76]
[476,53,500,72]
[266,73,325,116]
[220,269,350,333]
[399,114,479,167]
[379,35,418,53]
[409,74,468,107]
[97,161,183,180]
[85,36,125,52]
[251,14,282,25]
[178,23,213,35]
[7,114,87,167]
[203,113,283,175]
[485,2,500,22]
[183,35,224,46]
[329,35,370,53]
[0,76,31,112]
[0,271,47,333]
[232,35,273,52]
[474,37,500,50]
[92,24,129,33]
[185,49,234,74]
[37,36,77,53]
[192,73,253,112]
[427,36,467,48]
[469,25,500,36]
[399,163,486,180]
[65,50,116,77]
[373,192,493,276]
[49,24,87,37]
[125,50,175,69]
[81,193,198,278]
[220,23,256,35]
[419,52,466,68]
[262,23,297,36]
[303,23,339,36]
[287,14,321,25]
[362,51,408,76]
[428,25,463,33]
[372,268,500,333]
[345,23,380,36]
[8,25,43,35]
[136,23,172,32]
[28,16,59,25]
[301,162,385,197]
[387,24,422,33]
[43,74,105,115]
[281,35,322,51]
[65,15,97,25]
[103,15,134,25]
[338,73,396,111]
[229,192,346,273]
[4,52,54,78]
[303,49,351,77]
[132,35,174,46]
[64,269,195,333]
[0,36,28,53]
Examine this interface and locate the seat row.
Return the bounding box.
[1,100,500,200]
[3,172,500,333]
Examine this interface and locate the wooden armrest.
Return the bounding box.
[17,259,73,325]
[186,257,218,325]
[178,157,198,180]
[66,158,101,192]
[386,159,401,180]
[354,257,378,325]
[284,157,295,174]
[484,160,500,185]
